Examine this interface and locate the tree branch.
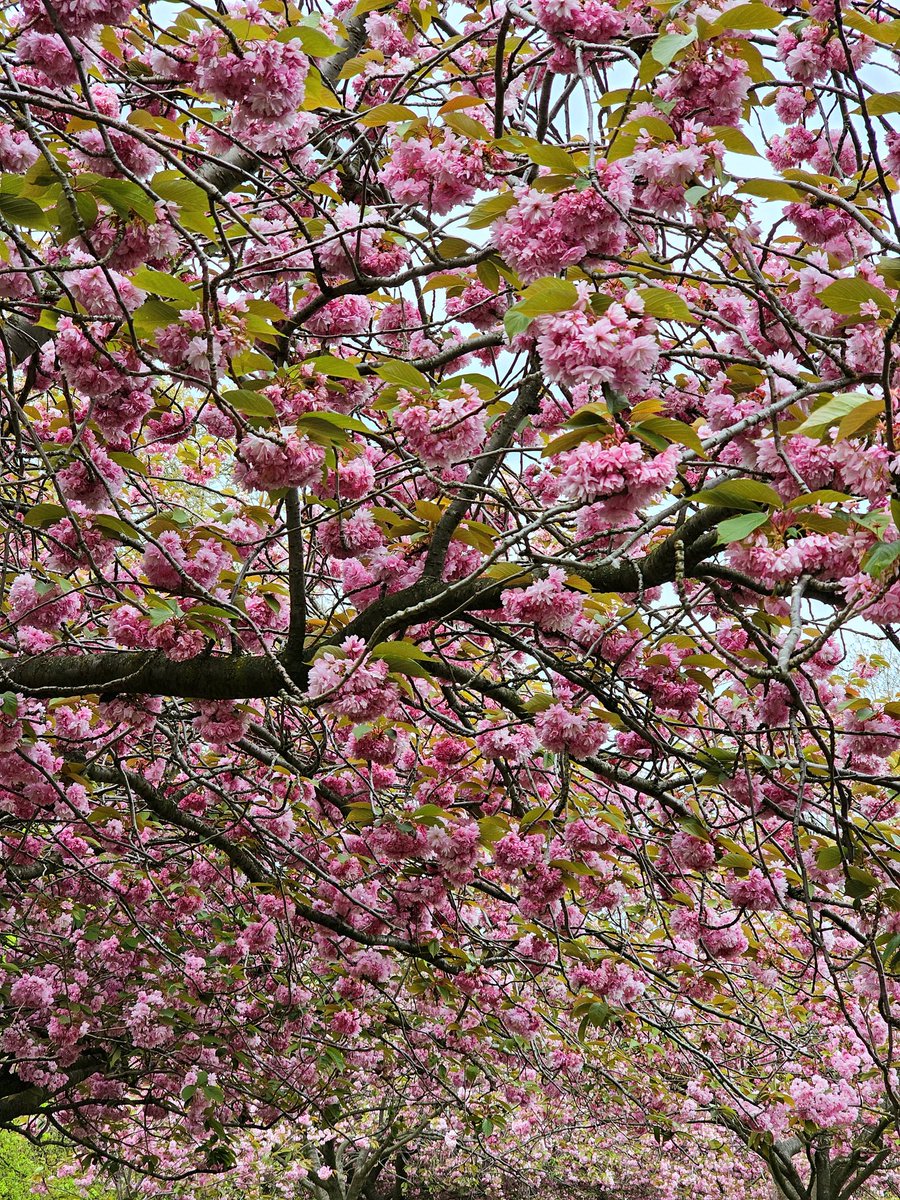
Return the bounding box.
[0,1057,106,1125]
[1,511,731,701]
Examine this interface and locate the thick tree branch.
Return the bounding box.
[0,1057,106,1125]
[1,512,730,701]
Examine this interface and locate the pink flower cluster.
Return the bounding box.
[7,575,82,631]
[141,532,232,593]
[533,292,658,395]
[533,0,624,43]
[303,293,373,337]
[631,143,706,216]
[379,132,488,214]
[0,123,38,173]
[556,440,679,513]
[788,1074,859,1130]
[316,204,410,278]
[493,173,632,283]
[725,868,787,911]
[107,605,205,661]
[234,434,325,492]
[656,49,750,127]
[65,265,146,317]
[0,740,63,817]
[502,568,583,633]
[668,832,716,873]
[394,386,486,469]
[445,279,508,330]
[306,636,398,719]
[476,721,539,763]
[570,960,647,1007]
[193,701,252,748]
[494,830,545,875]
[534,702,606,759]
[197,37,309,122]
[699,913,749,962]
[22,0,132,36]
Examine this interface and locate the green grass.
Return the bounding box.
[0,1132,100,1200]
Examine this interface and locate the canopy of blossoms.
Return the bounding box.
[4,0,900,1195]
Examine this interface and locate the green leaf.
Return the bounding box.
[637,287,693,321]
[302,66,342,111]
[514,277,578,318]
[231,349,275,375]
[818,277,892,316]
[370,640,438,679]
[711,125,760,156]
[719,850,755,870]
[715,512,769,544]
[816,843,842,870]
[221,389,277,418]
[22,503,66,528]
[107,450,147,476]
[878,256,900,288]
[0,194,52,229]
[92,177,157,223]
[297,411,370,436]
[93,514,137,540]
[710,2,783,29]
[375,360,429,390]
[504,309,533,339]
[358,103,418,126]
[793,392,879,438]
[131,297,182,338]
[785,489,853,509]
[147,597,180,626]
[837,397,884,441]
[697,478,782,509]
[620,115,675,142]
[151,171,209,213]
[129,108,184,141]
[307,354,361,380]
[443,112,493,142]
[503,277,578,338]
[845,864,878,899]
[55,191,99,242]
[542,425,607,457]
[467,192,516,230]
[370,640,433,661]
[882,931,900,972]
[277,25,343,55]
[522,143,579,174]
[635,417,703,454]
[650,30,696,66]
[737,179,803,201]
[131,267,198,307]
[867,93,900,116]
[863,540,900,579]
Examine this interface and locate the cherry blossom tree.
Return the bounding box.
[5,0,900,1194]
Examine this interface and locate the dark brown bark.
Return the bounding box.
[1,510,727,702]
